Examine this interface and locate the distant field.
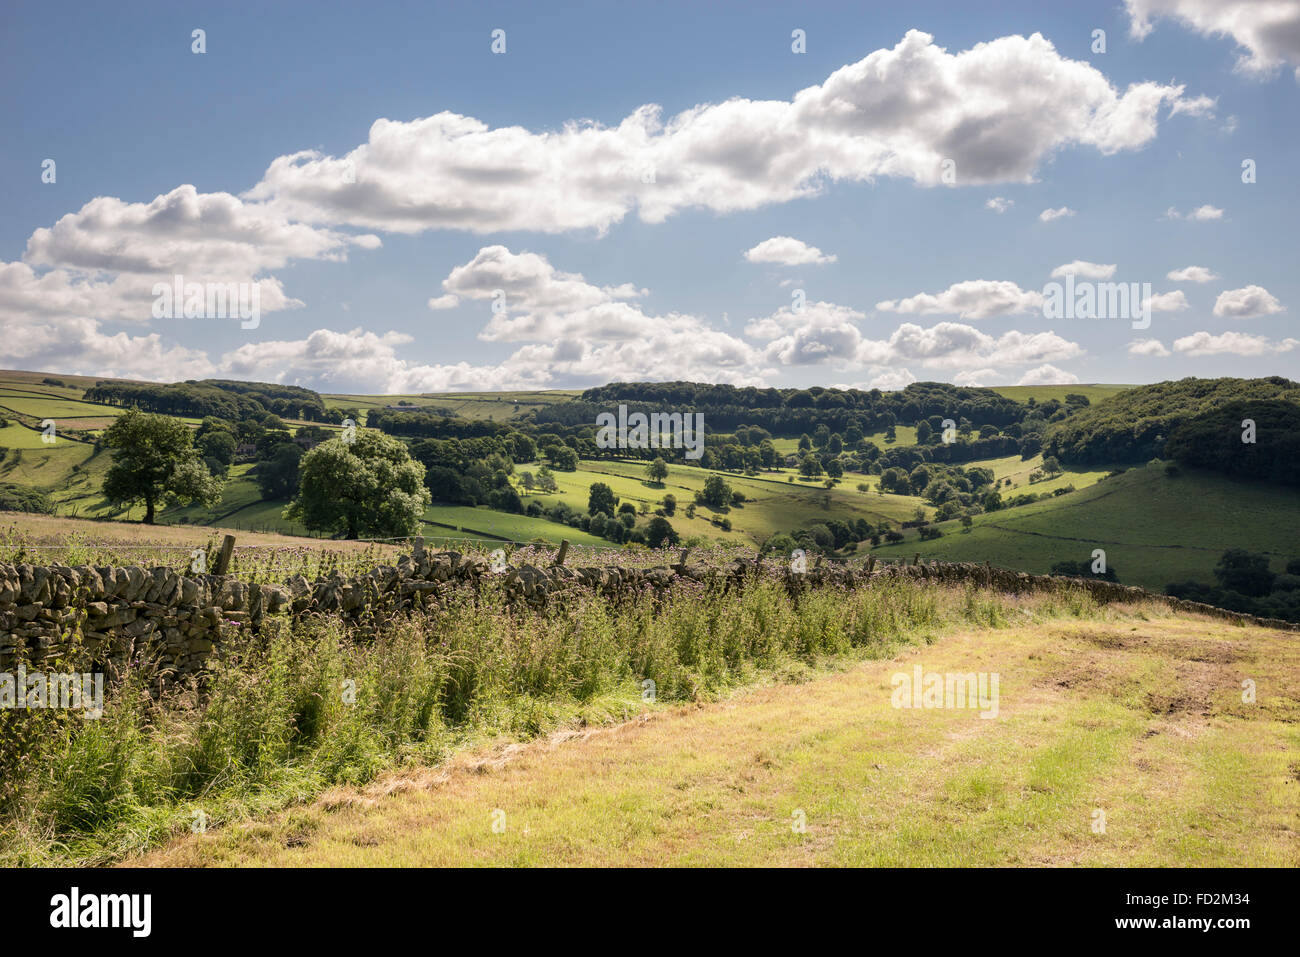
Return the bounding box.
[0,371,1282,591]
[326,389,579,424]
[0,387,125,422]
[521,458,930,545]
[990,384,1132,404]
[873,463,1300,590]
[770,426,918,454]
[424,503,607,546]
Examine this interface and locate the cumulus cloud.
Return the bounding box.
[1051,260,1116,279]
[1016,364,1080,385]
[245,31,1206,235]
[862,368,919,391]
[744,236,836,266]
[1039,206,1076,222]
[857,321,1084,370]
[1127,0,1300,77]
[876,280,1044,319]
[744,301,867,365]
[1166,265,1218,282]
[1213,285,1284,318]
[1172,331,1299,356]
[985,197,1013,213]
[953,368,1001,386]
[1129,338,1172,356]
[1144,290,1190,312]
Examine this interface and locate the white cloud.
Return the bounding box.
[985,197,1013,214]
[1166,265,1218,282]
[876,280,1044,319]
[857,321,1084,370]
[1172,331,1299,356]
[953,368,1001,386]
[1144,290,1190,312]
[1039,206,1076,222]
[426,294,459,310]
[1051,260,1116,279]
[1126,0,1300,77]
[860,368,919,391]
[246,31,1206,235]
[744,236,836,266]
[1213,285,1285,318]
[1165,204,1223,221]
[1016,364,1080,385]
[1129,338,1172,357]
[744,301,867,365]
[1167,93,1218,117]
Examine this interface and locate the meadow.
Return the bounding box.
[3,369,1294,598]
[873,462,1300,590]
[10,552,1271,867]
[135,609,1299,868]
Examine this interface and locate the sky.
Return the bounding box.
[1,0,1298,393]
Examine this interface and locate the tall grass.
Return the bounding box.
[0,577,1110,864]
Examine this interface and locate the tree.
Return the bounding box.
[520,471,535,493]
[536,466,558,493]
[285,432,430,539]
[646,456,669,485]
[195,429,237,469]
[698,474,732,508]
[645,516,679,548]
[661,493,677,516]
[1214,549,1275,597]
[588,482,618,517]
[489,484,524,513]
[548,445,579,470]
[102,409,224,523]
[256,442,303,500]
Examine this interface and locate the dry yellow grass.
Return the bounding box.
[128,607,1299,867]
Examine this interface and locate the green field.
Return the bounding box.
[873,462,1300,590]
[990,384,1133,404]
[326,389,579,424]
[1,369,1292,590]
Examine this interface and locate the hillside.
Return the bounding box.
[872,462,1300,590]
[4,368,1297,617]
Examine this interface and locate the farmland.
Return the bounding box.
[872,462,1300,591]
[1,368,1296,611]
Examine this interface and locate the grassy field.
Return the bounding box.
[526,458,930,545]
[130,608,1299,867]
[424,503,608,546]
[990,384,1133,405]
[874,463,1300,590]
[0,370,1281,590]
[325,389,579,424]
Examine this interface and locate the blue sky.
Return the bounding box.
[2,0,1297,392]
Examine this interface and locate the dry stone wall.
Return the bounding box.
[2,548,1294,678]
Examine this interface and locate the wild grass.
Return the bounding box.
[0,575,1115,865]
